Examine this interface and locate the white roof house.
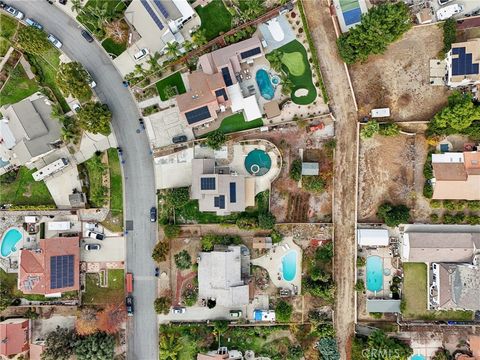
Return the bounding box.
[228,84,262,121]
[357,229,389,247]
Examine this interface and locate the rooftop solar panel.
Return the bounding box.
[452,47,462,55]
[50,255,74,289]
[185,106,211,124]
[214,195,225,209]
[240,47,261,60]
[229,182,236,203]
[153,0,169,18]
[141,0,164,30]
[221,67,233,87]
[200,177,216,190]
[215,88,229,101]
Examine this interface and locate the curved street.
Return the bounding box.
[15,3,158,359]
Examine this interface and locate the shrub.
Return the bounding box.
[163,224,180,239]
[201,233,241,251]
[174,250,191,270]
[154,297,170,315]
[270,229,283,243]
[182,287,198,307]
[289,158,302,181]
[443,200,456,211]
[152,241,169,262]
[235,215,258,230]
[275,300,293,322]
[377,203,410,227]
[316,242,333,262]
[205,129,226,150]
[442,18,457,54]
[379,123,400,136]
[355,279,365,292]
[430,213,439,223]
[442,213,456,224]
[315,322,335,338]
[466,215,480,225]
[423,181,433,199]
[360,120,380,138]
[467,200,480,211]
[356,257,366,267]
[302,175,325,193]
[430,200,442,209]
[258,212,276,229]
[370,312,383,319]
[423,152,434,179]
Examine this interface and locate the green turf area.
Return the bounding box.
[83,269,125,305]
[103,148,123,232]
[217,113,264,134]
[0,63,40,106]
[155,72,187,101]
[101,38,126,57]
[196,1,233,41]
[273,40,317,105]
[339,0,360,11]
[281,52,305,76]
[84,153,107,208]
[0,167,55,206]
[0,14,17,40]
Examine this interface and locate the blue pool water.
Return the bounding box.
[244,149,272,176]
[411,355,426,360]
[1,229,22,257]
[281,250,297,282]
[366,256,383,292]
[256,69,275,100]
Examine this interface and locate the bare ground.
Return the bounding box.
[350,25,451,122]
[304,0,358,358]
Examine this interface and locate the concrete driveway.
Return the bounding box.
[81,236,126,263]
[44,165,82,208]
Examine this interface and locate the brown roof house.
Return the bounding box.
[0,318,30,357]
[431,152,480,200]
[18,236,80,295]
[191,158,255,215]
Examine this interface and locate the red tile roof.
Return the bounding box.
[0,319,29,356]
[18,237,80,295]
[29,342,45,360]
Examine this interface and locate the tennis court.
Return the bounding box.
[339,0,362,26]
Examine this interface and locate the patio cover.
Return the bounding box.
[366,299,401,313]
[357,229,389,247]
[243,95,262,121]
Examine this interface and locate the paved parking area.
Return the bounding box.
[146,106,194,149]
[44,165,83,208]
[81,235,126,262]
[154,148,194,189]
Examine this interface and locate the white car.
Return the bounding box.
[5,6,24,19]
[133,48,149,61]
[47,34,63,49]
[171,307,186,314]
[437,0,453,5]
[436,4,464,20]
[72,103,81,112]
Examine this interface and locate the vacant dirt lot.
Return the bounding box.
[350,25,451,122]
[358,132,429,222]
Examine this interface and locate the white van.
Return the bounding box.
[437,4,464,20]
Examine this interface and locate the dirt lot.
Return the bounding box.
[350,25,451,122]
[358,132,430,222]
[237,120,334,223]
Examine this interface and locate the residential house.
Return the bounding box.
[124,0,194,54]
[197,246,249,307]
[178,36,264,127]
[446,39,480,87]
[0,93,61,167]
[18,236,80,296]
[0,318,29,357]
[190,158,255,215]
[431,151,480,200]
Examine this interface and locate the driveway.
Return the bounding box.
[81,236,126,263]
[14,3,159,359]
[44,165,82,208]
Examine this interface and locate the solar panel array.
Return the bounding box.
[229,182,236,203]
[50,255,74,289]
[200,177,216,190]
[140,0,164,30]
[214,195,225,209]
[185,106,211,124]
[452,47,480,76]
[240,47,261,60]
[153,0,169,18]
[215,88,229,101]
[221,67,233,87]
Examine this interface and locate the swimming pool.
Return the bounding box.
[282,250,297,282]
[1,228,22,257]
[256,69,275,100]
[411,355,426,360]
[244,149,272,176]
[366,256,383,292]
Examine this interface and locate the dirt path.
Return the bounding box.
[303,1,358,358]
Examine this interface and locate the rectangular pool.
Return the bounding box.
[366,256,383,292]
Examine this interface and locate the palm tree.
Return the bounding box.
[279,72,293,96]
[183,40,194,52]
[266,50,283,73]
[88,2,113,28]
[165,42,180,59]
[133,64,147,77]
[146,52,161,72]
[192,29,207,47]
[159,333,182,360]
[71,0,82,13]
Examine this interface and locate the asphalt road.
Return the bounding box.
[13,3,158,359]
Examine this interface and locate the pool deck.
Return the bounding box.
[250,236,302,294]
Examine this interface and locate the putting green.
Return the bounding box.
[281,52,305,77]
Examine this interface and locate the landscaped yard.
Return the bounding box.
[83,269,125,305]
[155,71,187,101]
[77,0,127,35]
[196,1,233,41]
[0,14,17,56]
[0,167,55,206]
[403,262,473,321]
[84,153,107,208]
[218,113,264,134]
[102,148,123,232]
[102,38,126,57]
[273,40,317,105]
[0,63,39,106]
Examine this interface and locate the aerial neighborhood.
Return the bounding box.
[0,0,480,359]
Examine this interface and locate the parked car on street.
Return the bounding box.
[150,207,157,222]
[87,231,105,241]
[126,296,134,316]
[154,267,160,277]
[84,243,101,251]
[81,29,94,43]
[5,5,24,19]
[437,0,453,5]
[25,18,43,30]
[47,34,62,48]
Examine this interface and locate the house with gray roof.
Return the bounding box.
[197,246,250,307]
[190,158,255,215]
[0,93,61,166]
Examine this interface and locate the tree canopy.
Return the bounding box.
[16,26,51,54]
[77,102,112,135]
[377,202,410,227]
[174,250,192,270]
[152,240,169,262]
[206,129,226,150]
[429,92,480,133]
[289,158,302,181]
[275,300,293,322]
[154,297,171,315]
[75,332,115,360]
[56,62,93,101]
[41,326,77,360]
[337,2,412,64]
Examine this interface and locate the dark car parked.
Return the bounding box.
[81,29,94,43]
[126,296,134,316]
[172,135,187,144]
[150,207,157,222]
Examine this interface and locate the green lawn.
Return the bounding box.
[83,269,125,305]
[196,1,233,41]
[273,40,317,105]
[156,71,187,101]
[102,38,126,57]
[0,167,55,206]
[103,148,123,232]
[0,63,39,106]
[218,113,264,134]
[84,153,107,208]
[0,14,17,40]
